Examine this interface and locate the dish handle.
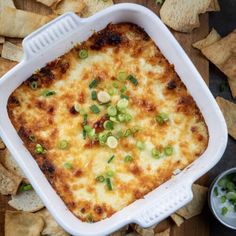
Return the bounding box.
[133,181,193,228]
[22,12,81,60]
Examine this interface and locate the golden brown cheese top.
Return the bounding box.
[7,23,208,222]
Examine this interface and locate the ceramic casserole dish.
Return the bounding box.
[0,3,228,236]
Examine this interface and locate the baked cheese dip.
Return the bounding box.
[7,23,209,222]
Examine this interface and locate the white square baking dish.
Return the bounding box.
[0,3,227,236]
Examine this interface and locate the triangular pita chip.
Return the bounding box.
[0,36,5,44]
[1,41,23,62]
[53,0,86,15]
[36,0,61,7]
[155,228,170,236]
[160,0,216,32]
[36,209,69,236]
[192,28,221,50]
[0,57,17,77]
[82,0,113,17]
[170,213,184,227]
[207,0,220,11]
[216,96,236,139]
[110,225,128,236]
[0,7,54,38]
[176,184,208,219]
[0,137,5,149]
[0,162,22,195]
[5,210,44,236]
[0,0,15,11]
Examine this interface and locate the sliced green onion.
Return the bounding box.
[79,108,86,115]
[124,129,132,137]
[107,155,115,164]
[79,49,88,59]
[103,120,113,130]
[64,162,73,169]
[118,114,126,122]
[152,148,160,159]
[89,79,99,89]
[107,106,117,117]
[35,144,45,154]
[221,207,228,216]
[113,82,119,88]
[124,113,132,122]
[127,74,138,86]
[213,187,219,197]
[106,177,113,190]
[83,114,88,125]
[110,116,118,123]
[226,182,235,191]
[83,129,86,139]
[136,141,145,150]
[121,85,127,93]
[156,113,169,125]
[86,214,94,223]
[131,126,141,134]
[120,94,129,100]
[106,170,114,177]
[164,146,173,156]
[226,192,236,200]
[84,125,96,138]
[41,90,56,97]
[117,98,128,110]
[30,81,38,90]
[91,91,97,100]
[58,140,69,150]
[98,132,107,145]
[74,104,80,112]
[115,130,123,139]
[221,195,227,203]
[117,71,126,81]
[96,175,105,182]
[107,136,118,149]
[108,87,117,96]
[97,91,111,103]
[19,184,33,192]
[124,155,133,162]
[90,104,100,114]
[29,135,35,142]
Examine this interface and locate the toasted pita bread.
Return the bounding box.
[1,149,28,182]
[170,213,184,227]
[216,96,236,139]
[1,41,23,62]
[8,189,44,212]
[155,228,170,236]
[192,28,221,50]
[0,7,54,38]
[52,0,86,15]
[154,219,172,233]
[201,30,236,97]
[0,138,5,149]
[36,0,61,7]
[207,0,220,11]
[0,36,5,44]
[5,210,44,236]
[36,209,69,236]
[133,224,156,236]
[0,162,22,195]
[0,57,17,77]
[160,0,215,33]
[82,0,113,17]
[176,184,208,219]
[0,0,15,11]
[110,225,128,236]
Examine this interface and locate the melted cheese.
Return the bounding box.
[7,23,208,222]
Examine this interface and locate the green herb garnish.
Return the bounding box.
[107,155,115,164]
[41,90,56,97]
[106,177,113,190]
[19,184,33,192]
[78,49,88,59]
[127,74,138,86]
[91,91,97,100]
[89,79,99,89]
[90,104,100,114]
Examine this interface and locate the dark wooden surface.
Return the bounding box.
[0,1,210,236]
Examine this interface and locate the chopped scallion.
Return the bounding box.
[124,113,132,122]
[113,82,119,88]
[98,132,108,145]
[19,184,33,192]
[35,144,45,154]
[136,141,145,150]
[78,49,88,59]
[106,177,113,190]
[89,79,99,89]
[164,146,173,156]
[30,81,38,90]
[127,74,138,86]
[152,148,160,159]
[58,140,69,150]
[83,114,88,125]
[118,114,126,122]
[103,120,113,130]
[221,207,228,216]
[106,170,114,177]
[213,187,219,196]
[91,91,97,100]
[29,135,35,142]
[117,98,128,110]
[96,175,105,183]
[41,90,56,97]
[120,94,129,100]
[64,162,73,169]
[107,106,117,117]
[156,113,169,125]
[107,136,118,149]
[124,155,133,162]
[124,129,132,137]
[90,104,100,114]
[97,91,111,103]
[117,71,126,81]
[121,85,127,93]
[107,155,115,164]
[221,195,227,203]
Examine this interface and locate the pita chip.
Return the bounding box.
[36,0,61,7]
[133,224,156,236]
[36,209,69,236]
[5,210,44,236]
[0,162,22,195]
[82,0,113,17]
[201,30,236,97]
[192,28,221,50]
[0,58,17,77]
[207,0,220,11]
[170,213,184,227]
[0,137,5,149]
[110,225,128,236]
[0,7,54,38]
[160,0,216,33]
[8,189,44,212]
[2,41,23,62]
[216,96,236,139]
[155,228,170,236]
[176,184,208,219]
[53,0,86,15]
[0,0,15,11]
[0,36,5,44]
